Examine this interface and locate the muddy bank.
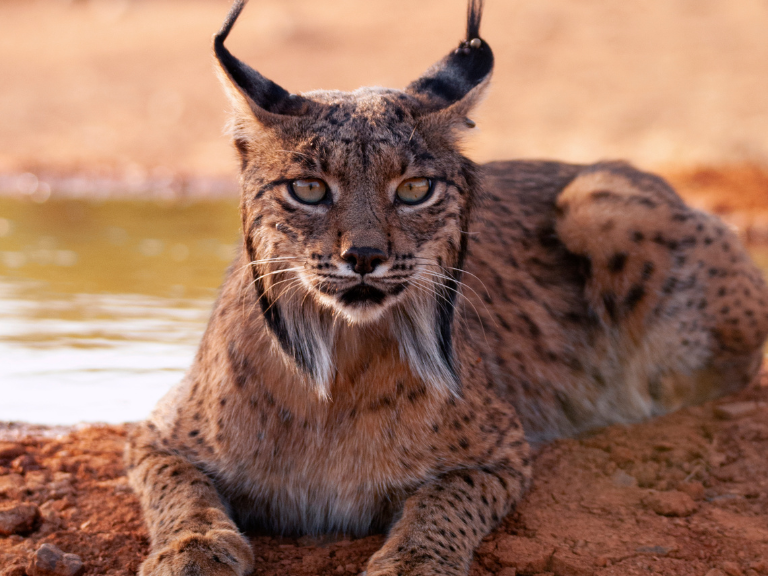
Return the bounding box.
[3,376,768,576]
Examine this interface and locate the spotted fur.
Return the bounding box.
[126,2,768,575]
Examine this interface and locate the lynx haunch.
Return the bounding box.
[126,1,768,574]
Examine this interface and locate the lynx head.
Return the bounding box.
[214,0,492,396]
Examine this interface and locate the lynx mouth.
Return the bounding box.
[339,285,387,307]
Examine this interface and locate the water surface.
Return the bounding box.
[0,197,239,424]
[2,197,768,424]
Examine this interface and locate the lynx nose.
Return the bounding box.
[342,247,388,276]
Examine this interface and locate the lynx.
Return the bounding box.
[125,1,768,574]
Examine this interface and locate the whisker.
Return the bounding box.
[251,266,304,284]
[415,272,490,341]
[411,276,453,310]
[240,266,304,318]
[262,279,304,316]
[415,269,490,313]
[411,256,491,299]
[236,256,300,274]
[276,149,314,161]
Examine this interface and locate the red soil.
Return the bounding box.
[3,376,768,576]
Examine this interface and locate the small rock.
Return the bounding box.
[714,402,761,420]
[678,481,706,501]
[633,461,660,487]
[1,557,28,576]
[25,471,49,492]
[0,442,26,461]
[344,564,357,573]
[643,490,698,517]
[722,562,744,576]
[550,550,593,576]
[635,545,676,556]
[11,454,40,474]
[610,446,635,466]
[497,568,517,576]
[612,469,638,487]
[706,570,727,576]
[709,451,727,468]
[0,474,25,498]
[493,535,554,573]
[27,543,84,576]
[46,480,74,500]
[0,502,40,536]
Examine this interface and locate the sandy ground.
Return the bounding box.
[3,0,768,179]
[3,376,768,576]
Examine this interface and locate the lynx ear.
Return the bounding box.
[406,0,493,115]
[214,0,311,123]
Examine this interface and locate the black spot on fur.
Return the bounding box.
[624,284,646,311]
[602,293,617,321]
[608,252,628,274]
[227,341,250,389]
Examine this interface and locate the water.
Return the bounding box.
[0,197,239,424]
[2,197,768,425]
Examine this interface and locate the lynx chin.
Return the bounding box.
[126,1,768,574]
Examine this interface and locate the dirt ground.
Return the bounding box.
[3,0,768,178]
[2,376,768,576]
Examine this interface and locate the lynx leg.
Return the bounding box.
[365,466,529,576]
[555,163,768,411]
[125,422,254,576]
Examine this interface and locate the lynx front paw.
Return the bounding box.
[365,544,465,576]
[139,529,254,576]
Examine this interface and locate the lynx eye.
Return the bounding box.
[396,177,432,205]
[289,179,328,204]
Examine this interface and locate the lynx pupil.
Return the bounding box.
[396,177,431,204]
[291,178,328,204]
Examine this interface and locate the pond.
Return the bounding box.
[0,197,239,424]
[2,197,768,425]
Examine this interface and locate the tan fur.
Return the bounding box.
[125,2,768,575]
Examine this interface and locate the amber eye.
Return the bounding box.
[289,179,328,204]
[396,177,432,204]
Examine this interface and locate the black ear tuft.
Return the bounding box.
[466,0,484,41]
[406,0,493,110]
[214,0,307,116]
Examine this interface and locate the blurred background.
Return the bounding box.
[2,0,768,424]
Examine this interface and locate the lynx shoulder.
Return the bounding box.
[125,1,768,574]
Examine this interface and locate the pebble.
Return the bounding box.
[550,549,593,576]
[0,442,26,461]
[0,474,25,498]
[678,481,706,501]
[492,535,554,573]
[27,544,85,576]
[635,545,676,556]
[642,490,699,517]
[612,469,638,487]
[609,446,635,466]
[714,402,761,420]
[0,502,40,536]
[11,454,40,474]
[1,559,28,576]
[722,562,744,576]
